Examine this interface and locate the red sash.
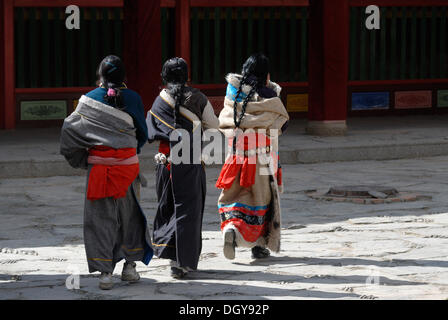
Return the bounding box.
[86,146,139,201]
[216,133,271,190]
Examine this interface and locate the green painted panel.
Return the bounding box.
[225,8,232,74]
[410,7,417,79]
[203,7,211,83]
[16,8,26,88]
[268,8,276,78]
[42,8,51,87]
[191,7,199,83]
[161,8,168,65]
[236,8,243,70]
[400,7,408,80]
[430,7,437,78]
[369,27,377,80]
[89,8,99,85]
[66,22,75,86]
[54,8,63,87]
[101,9,111,59]
[390,7,398,79]
[257,7,265,53]
[440,7,447,78]
[300,7,307,81]
[247,7,254,57]
[289,7,297,82]
[78,8,88,86]
[20,100,67,121]
[29,8,38,87]
[113,8,122,59]
[349,7,358,81]
[379,7,386,80]
[360,7,367,80]
[280,7,287,82]
[214,7,221,83]
[437,90,448,107]
[420,7,427,79]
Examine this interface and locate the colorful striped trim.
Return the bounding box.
[218,202,269,211]
[220,211,266,226]
[219,205,268,217]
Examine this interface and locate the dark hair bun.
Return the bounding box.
[161,57,188,85]
[98,55,126,110]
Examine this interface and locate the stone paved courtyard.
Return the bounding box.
[0,156,448,300]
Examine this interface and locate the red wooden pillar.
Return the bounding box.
[2,0,15,129]
[124,0,162,111]
[307,0,349,136]
[175,0,190,76]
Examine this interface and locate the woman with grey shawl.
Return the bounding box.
[60,55,153,290]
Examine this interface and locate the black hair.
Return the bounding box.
[233,53,270,128]
[161,57,188,128]
[98,55,126,110]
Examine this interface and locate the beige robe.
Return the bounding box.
[217,74,289,252]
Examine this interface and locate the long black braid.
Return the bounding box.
[233,53,270,128]
[233,77,257,129]
[167,82,185,128]
[161,57,188,129]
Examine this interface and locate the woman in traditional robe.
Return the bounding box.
[146,57,219,279]
[216,53,289,260]
[60,55,153,290]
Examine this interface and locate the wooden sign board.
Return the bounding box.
[437,90,448,108]
[286,94,308,112]
[352,92,390,110]
[20,100,67,121]
[395,91,432,109]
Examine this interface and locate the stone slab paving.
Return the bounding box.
[0,156,448,299]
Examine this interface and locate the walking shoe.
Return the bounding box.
[223,229,236,260]
[121,261,140,282]
[99,272,114,290]
[169,260,188,279]
[251,246,271,259]
[170,266,187,279]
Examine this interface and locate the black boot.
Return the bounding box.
[251,246,270,259]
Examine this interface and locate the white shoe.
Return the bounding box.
[99,272,114,290]
[121,261,140,282]
[223,229,236,260]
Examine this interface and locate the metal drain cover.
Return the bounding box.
[326,186,399,198]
